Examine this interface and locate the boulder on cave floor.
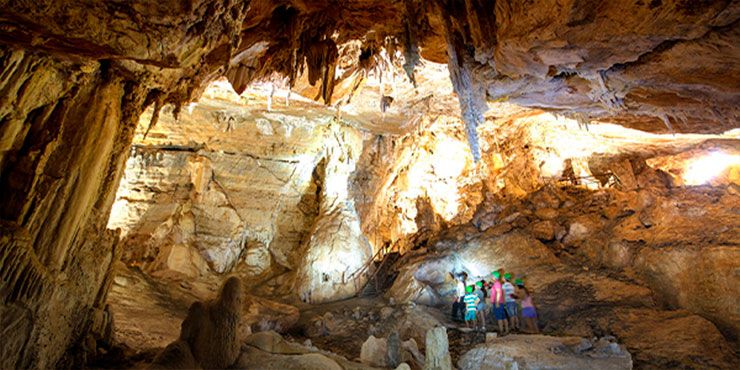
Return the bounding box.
[243,295,300,333]
[237,330,382,370]
[457,334,632,370]
[609,308,739,369]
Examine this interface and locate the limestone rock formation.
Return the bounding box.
[237,330,378,370]
[1,1,738,369]
[360,335,388,367]
[423,327,452,370]
[296,124,374,303]
[108,89,335,284]
[458,335,632,370]
[151,276,243,369]
[243,294,300,333]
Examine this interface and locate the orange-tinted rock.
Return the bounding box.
[534,208,559,220]
[530,220,559,241]
[611,308,738,369]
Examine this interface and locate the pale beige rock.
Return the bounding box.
[458,335,632,370]
[237,347,344,370]
[423,327,452,370]
[243,296,300,333]
[296,124,373,303]
[360,335,388,367]
[149,243,210,279]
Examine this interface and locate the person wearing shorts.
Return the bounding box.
[463,285,479,329]
[502,273,519,331]
[475,281,487,331]
[520,285,539,333]
[489,270,509,334]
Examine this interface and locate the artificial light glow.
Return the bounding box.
[540,152,564,178]
[683,152,740,185]
[432,137,467,179]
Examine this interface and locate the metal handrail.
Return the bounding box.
[556,171,623,188]
[369,244,399,292]
[343,241,398,296]
[345,243,387,288]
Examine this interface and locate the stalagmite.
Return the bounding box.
[1,2,739,370]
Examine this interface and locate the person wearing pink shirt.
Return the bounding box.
[490,270,508,334]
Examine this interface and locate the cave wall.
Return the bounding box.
[0,49,144,369]
[353,108,738,344]
[352,113,483,254]
[108,85,375,302]
[352,108,734,254]
[108,88,334,285]
[0,1,251,367]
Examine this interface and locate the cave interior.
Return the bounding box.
[0,1,739,369]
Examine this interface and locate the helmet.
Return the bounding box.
[465,285,474,293]
[475,281,483,288]
[492,271,501,279]
[515,278,524,286]
[504,273,512,280]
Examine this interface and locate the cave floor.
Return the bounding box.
[101,265,520,369]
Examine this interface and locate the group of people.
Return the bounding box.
[451,270,538,334]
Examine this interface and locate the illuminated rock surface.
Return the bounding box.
[0,1,738,369]
[458,335,632,370]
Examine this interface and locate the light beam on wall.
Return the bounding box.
[683,152,740,185]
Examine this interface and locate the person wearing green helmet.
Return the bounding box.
[519,282,539,333]
[489,270,508,334]
[462,285,479,329]
[474,281,487,331]
[502,272,520,331]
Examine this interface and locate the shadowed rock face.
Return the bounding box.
[0,1,738,369]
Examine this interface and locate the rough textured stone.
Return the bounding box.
[458,335,632,369]
[423,327,452,370]
[458,335,632,370]
[108,90,334,283]
[296,124,373,303]
[360,335,388,367]
[611,308,738,369]
[634,246,740,341]
[237,347,345,370]
[1,2,739,369]
[243,296,300,334]
[530,220,558,241]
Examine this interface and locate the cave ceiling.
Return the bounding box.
[1,0,738,143]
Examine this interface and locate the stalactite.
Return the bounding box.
[582,70,625,113]
[574,113,591,131]
[439,4,487,162]
[143,92,165,139]
[401,0,423,87]
[225,64,255,95]
[660,113,676,135]
[306,39,338,105]
[0,231,49,304]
